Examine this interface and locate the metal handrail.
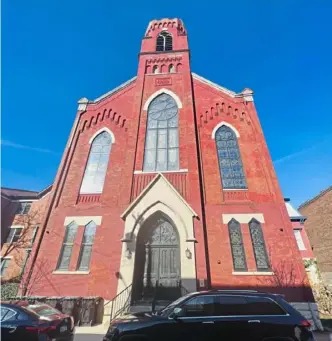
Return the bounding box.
[105,284,132,320]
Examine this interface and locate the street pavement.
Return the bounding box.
[74,334,103,341]
[314,332,332,341]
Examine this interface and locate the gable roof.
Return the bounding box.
[121,173,197,219]
[299,186,332,210]
[192,73,254,101]
[89,76,137,104]
[1,185,52,201]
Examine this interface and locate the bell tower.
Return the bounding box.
[136,18,190,78]
[131,18,209,289]
[140,18,188,54]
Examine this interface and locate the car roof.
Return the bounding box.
[195,290,284,298]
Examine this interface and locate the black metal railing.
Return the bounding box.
[105,284,132,320]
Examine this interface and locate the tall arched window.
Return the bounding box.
[228,218,247,271]
[143,94,179,171]
[215,125,247,189]
[80,131,112,194]
[156,31,173,51]
[249,219,270,271]
[57,221,78,270]
[77,221,97,271]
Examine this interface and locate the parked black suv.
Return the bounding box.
[103,290,315,341]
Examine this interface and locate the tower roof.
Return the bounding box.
[145,18,186,37]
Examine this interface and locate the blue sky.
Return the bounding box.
[2,0,332,208]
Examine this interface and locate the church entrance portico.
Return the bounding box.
[118,174,198,305]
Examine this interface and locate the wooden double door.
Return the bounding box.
[134,217,181,302]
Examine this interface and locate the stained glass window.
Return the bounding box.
[156,31,173,51]
[228,219,247,271]
[80,131,112,194]
[249,219,270,271]
[57,222,78,270]
[143,94,179,171]
[77,221,97,271]
[215,125,247,189]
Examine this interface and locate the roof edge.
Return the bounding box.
[90,76,137,104]
[299,186,332,209]
[1,184,53,201]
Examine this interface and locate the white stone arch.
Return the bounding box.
[143,88,183,110]
[211,121,240,139]
[118,200,197,295]
[127,201,192,242]
[88,127,116,144]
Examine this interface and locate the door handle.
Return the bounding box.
[202,321,214,324]
[248,320,260,323]
[9,327,17,333]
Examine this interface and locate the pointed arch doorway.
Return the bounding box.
[132,213,181,304]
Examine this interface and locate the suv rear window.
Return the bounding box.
[246,297,286,315]
[25,305,60,316]
[214,295,287,316]
[214,296,248,316]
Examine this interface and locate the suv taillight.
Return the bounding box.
[300,319,311,328]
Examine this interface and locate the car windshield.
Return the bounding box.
[159,293,197,316]
[26,305,61,316]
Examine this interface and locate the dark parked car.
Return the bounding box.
[0,301,75,341]
[103,290,315,341]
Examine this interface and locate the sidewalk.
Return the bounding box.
[75,323,108,335]
[314,332,332,341]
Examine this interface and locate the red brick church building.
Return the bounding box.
[25,18,312,306]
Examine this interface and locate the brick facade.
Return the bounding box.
[299,187,332,286]
[24,18,312,302]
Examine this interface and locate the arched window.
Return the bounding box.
[77,221,97,271]
[215,125,247,189]
[228,219,247,271]
[143,94,179,171]
[249,219,270,271]
[156,31,173,51]
[153,65,159,74]
[169,64,175,73]
[57,221,78,270]
[80,131,112,194]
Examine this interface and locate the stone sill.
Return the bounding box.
[52,271,90,275]
[223,189,248,191]
[134,169,188,174]
[232,271,274,276]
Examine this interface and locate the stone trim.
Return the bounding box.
[232,271,274,276]
[89,127,116,144]
[222,213,265,224]
[52,271,90,275]
[64,216,102,226]
[211,121,240,139]
[133,169,188,174]
[143,88,183,110]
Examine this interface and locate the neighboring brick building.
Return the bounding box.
[25,18,312,306]
[285,198,318,285]
[0,186,52,283]
[299,186,332,287]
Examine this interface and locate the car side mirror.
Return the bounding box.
[171,307,183,319]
